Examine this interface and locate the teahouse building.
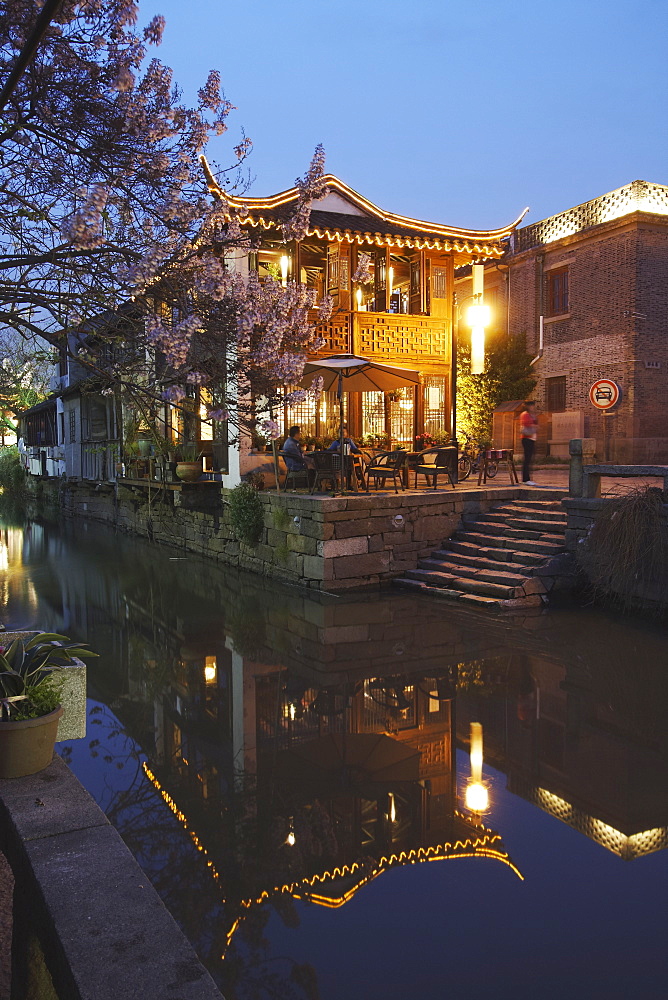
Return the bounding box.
[204,167,525,460]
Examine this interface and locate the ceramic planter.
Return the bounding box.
[175,461,202,483]
[0,705,63,779]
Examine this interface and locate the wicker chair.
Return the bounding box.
[414,447,457,489]
[278,451,310,491]
[310,450,343,494]
[365,450,407,493]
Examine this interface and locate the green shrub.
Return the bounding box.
[228,482,264,547]
[0,446,26,496]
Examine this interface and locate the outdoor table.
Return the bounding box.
[402,452,421,488]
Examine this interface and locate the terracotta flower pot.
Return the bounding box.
[0,705,63,779]
[175,461,202,483]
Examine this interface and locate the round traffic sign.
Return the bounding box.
[589,379,620,410]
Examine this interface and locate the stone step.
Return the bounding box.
[492,505,566,521]
[417,558,530,587]
[463,514,566,534]
[476,509,566,525]
[453,530,564,556]
[443,539,547,566]
[430,548,537,574]
[405,568,519,599]
[462,520,564,544]
[392,577,502,607]
[495,500,565,513]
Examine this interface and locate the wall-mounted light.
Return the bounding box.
[204,657,217,684]
[468,264,489,375]
[280,254,289,287]
[356,287,362,310]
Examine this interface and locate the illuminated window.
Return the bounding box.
[547,268,569,316]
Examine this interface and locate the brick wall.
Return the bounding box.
[506,213,668,462]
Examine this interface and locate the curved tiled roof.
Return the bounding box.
[201,157,527,257]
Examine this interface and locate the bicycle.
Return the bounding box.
[458,443,497,481]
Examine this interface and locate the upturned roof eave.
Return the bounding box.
[200,156,528,245]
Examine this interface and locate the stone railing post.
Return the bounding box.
[569,438,596,497]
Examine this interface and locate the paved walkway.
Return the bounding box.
[0,852,11,1000]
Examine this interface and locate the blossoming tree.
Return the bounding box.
[0,0,329,441]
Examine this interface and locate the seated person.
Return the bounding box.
[327,426,360,455]
[281,426,315,483]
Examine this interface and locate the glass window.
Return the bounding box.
[547,268,569,316]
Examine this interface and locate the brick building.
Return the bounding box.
[456,180,668,462]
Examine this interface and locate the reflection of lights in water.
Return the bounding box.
[464,722,490,815]
[204,656,217,683]
[470,722,483,781]
[465,782,489,813]
[0,543,8,571]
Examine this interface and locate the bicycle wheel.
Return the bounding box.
[486,461,498,479]
[458,456,472,480]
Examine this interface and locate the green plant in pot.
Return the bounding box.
[0,633,98,779]
[174,443,203,483]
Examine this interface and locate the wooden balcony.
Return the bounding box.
[311,310,450,373]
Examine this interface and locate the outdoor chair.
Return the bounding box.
[278,451,310,491]
[310,450,343,494]
[365,450,406,493]
[414,447,457,490]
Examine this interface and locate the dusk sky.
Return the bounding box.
[152,0,666,230]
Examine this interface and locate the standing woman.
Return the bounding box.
[519,401,538,485]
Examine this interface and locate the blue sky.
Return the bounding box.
[147,0,667,230]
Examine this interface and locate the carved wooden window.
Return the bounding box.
[339,255,349,290]
[431,266,447,299]
[410,260,420,296]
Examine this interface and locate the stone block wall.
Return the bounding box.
[37,479,537,591]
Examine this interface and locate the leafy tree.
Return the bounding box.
[0,331,54,421]
[457,332,536,445]
[0,1,329,439]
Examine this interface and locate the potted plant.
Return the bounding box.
[174,444,203,482]
[0,633,98,779]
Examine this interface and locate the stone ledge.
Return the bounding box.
[0,756,223,1000]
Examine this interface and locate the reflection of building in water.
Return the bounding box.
[141,648,520,949]
[457,653,668,860]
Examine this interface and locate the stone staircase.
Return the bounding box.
[394,499,567,609]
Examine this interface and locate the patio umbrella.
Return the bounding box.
[300,354,421,460]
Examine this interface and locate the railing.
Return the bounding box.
[310,309,448,364]
[515,179,668,252]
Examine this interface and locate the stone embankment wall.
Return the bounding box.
[33,478,546,591]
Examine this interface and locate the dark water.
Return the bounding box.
[1,514,667,1000]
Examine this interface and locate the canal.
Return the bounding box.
[1,514,667,999]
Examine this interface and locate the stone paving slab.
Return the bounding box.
[0,757,224,1000]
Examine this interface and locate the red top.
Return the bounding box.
[520,410,538,439]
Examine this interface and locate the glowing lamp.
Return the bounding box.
[286,830,296,846]
[465,781,489,813]
[466,304,491,328]
[356,287,362,309]
[280,255,289,286]
[389,266,394,298]
[204,664,217,683]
